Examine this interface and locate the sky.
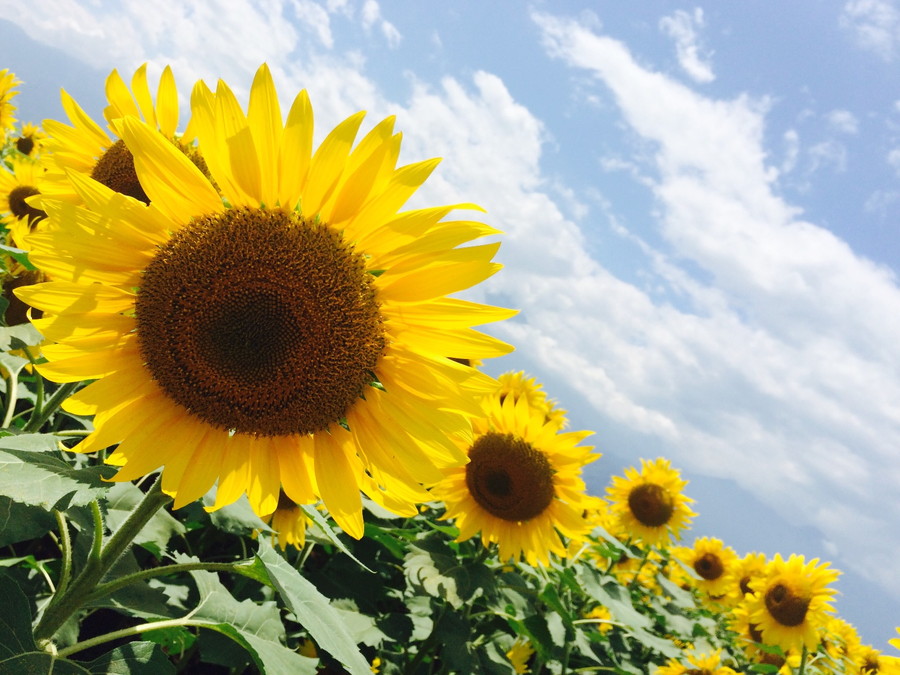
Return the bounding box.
[2,0,899,648]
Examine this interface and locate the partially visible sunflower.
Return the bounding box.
[583,605,615,634]
[606,457,696,546]
[496,370,567,429]
[40,63,186,205]
[13,123,47,158]
[729,601,789,667]
[746,553,840,653]
[820,616,863,673]
[0,154,47,239]
[891,626,900,651]
[857,647,900,675]
[0,69,20,137]
[18,63,514,536]
[264,491,310,550]
[676,537,738,601]
[506,638,535,674]
[430,390,597,565]
[655,648,738,675]
[724,551,767,605]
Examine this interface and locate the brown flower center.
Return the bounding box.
[15,135,34,156]
[694,552,725,581]
[739,575,754,596]
[628,482,674,527]
[136,207,385,436]
[465,431,555,522]
[764,582,810,627]
[7,185,46,227]
[91,139,149,204]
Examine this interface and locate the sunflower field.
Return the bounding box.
[1,65,899,675]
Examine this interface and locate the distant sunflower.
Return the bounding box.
[656,649,739,675]
[857,647,900,675]
[265,491,309,550]
[821,616,863,671]
[725,551,767,605]
[13,123,47,158]
[677,537,738,600]
[747,554,839,653]
[40,63,185,204]
[431,390,597,565]
[496,370,567,429]
[0,155,47,239]
[606,457,696,546]
[505,639,534,674]
[0,69,20,135]
[18,64,514,536]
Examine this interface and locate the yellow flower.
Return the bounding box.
[584,605,615,634]
[606,457,696,546]
[655,648,738,675]
[676,536,738,600]
[40,63,186,205]
[856,646,900,675]
[891,626,900,651]
[431,388,597,565]
[746,553,840,653]
[0,69,21,135]
[0,155,47,239]
[18,64,514,536]
[264,491,310,550]
[724,551,767,605]
[13,123,47,158]
[496,370,567,429]
[506,638,534,674]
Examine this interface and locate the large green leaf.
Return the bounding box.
[0,574,35,659]
[103,482,185,556]
[82,641,175,675]
[0,652,91,675]
[0,496,56,546]
[256,539,371,675]
[0,446,114,510]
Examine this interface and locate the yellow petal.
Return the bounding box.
[14,281,135,315]
[278,89,313,207]
[157,66,180,138]
[302,111,366,216]
[314,429,363,538]
[247,64,282,207]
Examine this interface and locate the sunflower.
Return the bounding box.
[496,370,567,429]
[0,155,47,239]
[40,63,185,205]
[724,551,767,605]
[729,601,789,667]
[606,457,696,546]
[12,123,48,158]
[746,553,839,653]
[430,388,597,565]
[0,69,20,136]
[506,638,534,674]
[857,647,900,675]
[676,537,738,600]
[264,491,310,550]
[820,616,863,672]
[17,63,514,536]
[656,648,739,675]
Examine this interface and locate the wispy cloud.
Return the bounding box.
[659,8,715,83]
[840,0,900,60]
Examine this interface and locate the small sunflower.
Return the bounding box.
[746,553,840,653]
[18,64,514,536]
[821,616,863,672]
[584,605,615,634]
[13,123,47,158]
[430,389,597,565]
[40,63,185,205]
[506,638,535,674]
[0,155,47,239]
[729,601,789,667]
[677,537,738,600]
[264,491,310,550]
[857,647,900,675]
[725,551,767,605]
[0,69,21,136]
[655,648,738,675]
[496,370,567,429]
[606,457,696,546]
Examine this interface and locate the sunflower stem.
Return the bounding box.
[55,616,203,658]
[798,645,808,675]
[2,373,18,428]
[53,509,73,597]
[33,477,172,645]
[84,561,242,604]
[23,381,79,432]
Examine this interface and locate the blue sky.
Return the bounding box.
[2,0,899,648]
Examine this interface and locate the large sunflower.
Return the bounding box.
[0,69,20,136]
[430,386,597,565]
[746,553,840,653]
[40,63,184,204]
[18,64,514,537]
[606,457,696,546]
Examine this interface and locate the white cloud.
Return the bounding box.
[826,109,860,134]
[530,10,900,597]
[840,0,900,60]
[360,0,402,48]
[659,8,715,83]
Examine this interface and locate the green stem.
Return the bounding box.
[2,374,18,428]
[53,510,73,597]
[23,381,79,433]
[85,562,240,604]
[34,478,172,644]
[56,617,204,658]
[798,645,808,675]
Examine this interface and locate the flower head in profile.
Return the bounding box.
[606,457,696,546]
[496,370,567,429]
[746,553,840,653]
[40,64,188,205]
[0,69,21,136]
[430,380,597,565]
[264,491,310,550]
[18,64,514,537]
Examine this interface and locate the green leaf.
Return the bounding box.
[0,245,36,272]
[0,323,43,350]
[232,556,275,588]
[0,652,91,675]
[0,446,115,510]
[256,539,371,675]
[0,574,35,658]
[103,482,185,556]
[203,491,268,535]
[300,504,373,572]
[0,496,56,546]
[82,641,176,675]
